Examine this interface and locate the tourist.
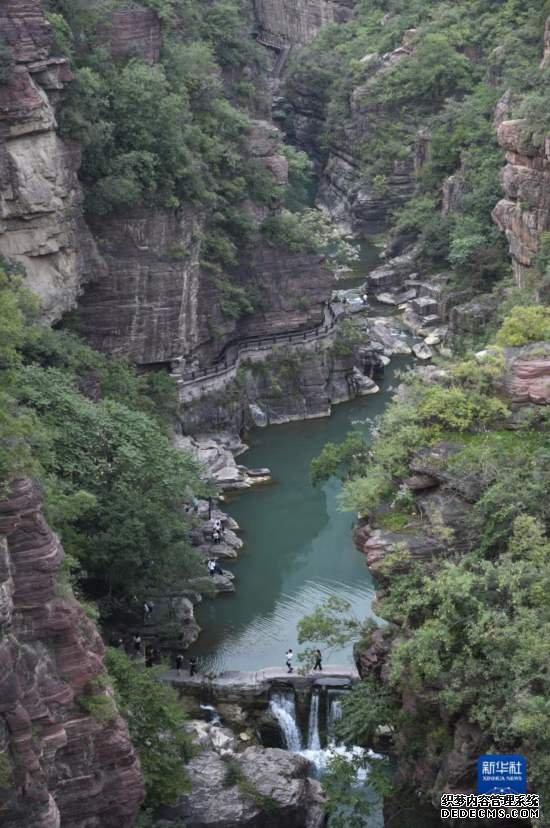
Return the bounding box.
[143,600,154,622]
[133,633,142,655]
[313,649,323,671]
[208,559,216,577]
[176,653,184,675]
[145,645,154,668]
[213,561,224,576]
[213,518,222,532]
[189,656,198,677]
[362,293,368,306]
[212,529,221,544]
[286,648,294,674]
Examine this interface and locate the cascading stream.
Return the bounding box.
[327,691,344,737]
[307,692,321,750]
[269,691,303,751]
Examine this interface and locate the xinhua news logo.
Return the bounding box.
[440,756,541,821]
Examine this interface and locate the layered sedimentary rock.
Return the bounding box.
[286,31,421,231]
[78,118,333,367]
[97,4,162,63]
[254,0,356,45]
[77,205,205,364]
[499,343,550,406]
[492,118,550,287]
[0,0,103,322]
[0,480,144,828]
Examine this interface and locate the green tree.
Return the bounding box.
[106,649,194,808]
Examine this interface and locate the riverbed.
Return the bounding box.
[190,351,412,674]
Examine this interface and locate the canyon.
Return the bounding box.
[1,1,550,827]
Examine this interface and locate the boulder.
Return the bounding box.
[249,403,268,428]
[351,368,379,395]
[369,320,412,356]
[412,342,433,361]
[161,747,325,828]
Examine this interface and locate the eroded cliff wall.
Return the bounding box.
[0,480,144,828]
[493,117,550,288]
[0,1,103,323]
[254,0,356,45]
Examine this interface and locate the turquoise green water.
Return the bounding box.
[191,352,411,674]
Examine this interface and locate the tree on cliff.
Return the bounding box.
[0,269,206,604]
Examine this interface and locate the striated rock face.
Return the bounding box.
[78,205,204,364]
[160,746,325,827]
[0,0,104,322]
[499,343,550,406]
[492,118,550,287]
[0,480,144,828]
[318,38,421,230]
[77,118,333,367]
[98,4,162,63]
[254,0,356,46]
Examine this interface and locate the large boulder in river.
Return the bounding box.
[158,747,325,828]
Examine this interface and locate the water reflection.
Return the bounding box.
[190,352,411,674]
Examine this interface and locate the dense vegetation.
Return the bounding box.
[286,0,550,292]
[0,266,206,608]
[306,298,550,814]
[42,0,343,322]
[107,649,194,810]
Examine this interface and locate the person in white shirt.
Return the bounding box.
[286,648,294,673]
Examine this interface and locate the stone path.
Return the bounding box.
[163,664,359,688]
[176,302,342,392]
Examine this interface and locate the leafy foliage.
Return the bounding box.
[0,39,14,85]
[1,271,205,603]
[285,0,548,284]
[310,431,369,485]
[106,648,194,809]
[496,305,550,346]
[333,320,365,357]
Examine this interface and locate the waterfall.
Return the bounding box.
[269,691,303,751]
[307,692,321,750]
[200,703,221,726]
[327,691,344,737]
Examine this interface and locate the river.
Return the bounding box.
[190,347,411,675]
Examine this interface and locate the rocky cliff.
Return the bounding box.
[285,28,423,232]
[77,118,333,368]
[0,480,144,827]
[493,117,550,288]
[254,0,356,46]
[0,1,103,322]
[0,2,333,373]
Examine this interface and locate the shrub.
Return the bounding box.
[333,319,364,357]
[106,649,194,808]
[417,386,509,430]
[0,751,13,789]
[496,305,550,347]
[0,40,13,85]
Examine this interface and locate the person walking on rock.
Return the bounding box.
[133,632,142,655]
[313,649,323,671]
[208,559,216,577]
[176,653,184,675]
[189,656,198,677]
[286,648,294,674]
